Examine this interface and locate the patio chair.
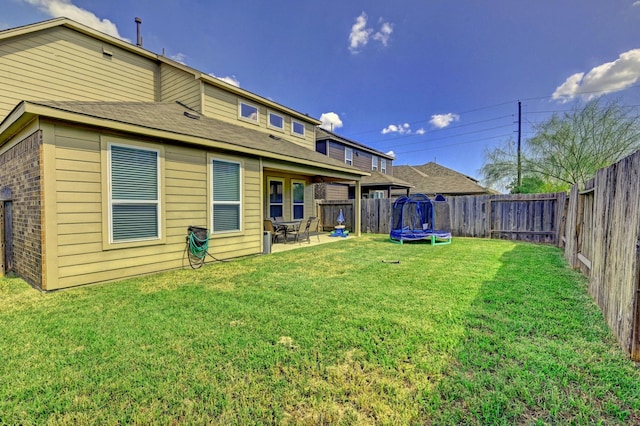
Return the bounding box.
[308,217,320,242]
[290,217,318,244]
[264,219,285,244]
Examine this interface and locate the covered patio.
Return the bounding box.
[270,231,352,254]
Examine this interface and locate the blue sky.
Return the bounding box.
[2,0,640,182]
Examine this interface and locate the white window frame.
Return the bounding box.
[268,111,284,131]
[211,158,242,234]
[291,120,305,137]
[108,143,161,244]
[238,101,259,124]
[345,147,353,166]
[381,158,387,174]
[291,180,305,220]
[370,190,385,199]
[372,155,378,171]
[268,178,285,219]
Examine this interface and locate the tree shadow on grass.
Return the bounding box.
[423,242,640,425]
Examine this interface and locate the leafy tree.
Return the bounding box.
[482,98,640,193]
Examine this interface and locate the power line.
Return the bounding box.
[378,123,515,150]
[347,86,640,139]
[375,117,514,147]
[348,101,516,137]
[392,133,514,156]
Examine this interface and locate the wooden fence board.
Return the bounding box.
[562,150,640,361]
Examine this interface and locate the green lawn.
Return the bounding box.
[1,236,639,424]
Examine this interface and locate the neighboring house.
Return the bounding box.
[0,18,367,290]
[315,128,411,199]
[392,162,491,197]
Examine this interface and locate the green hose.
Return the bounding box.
[188,230,209,259]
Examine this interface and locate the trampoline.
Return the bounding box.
[389,193,452,245]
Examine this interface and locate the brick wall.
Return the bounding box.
[0,131,43,288]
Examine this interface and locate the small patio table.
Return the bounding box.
[273,220,301,243]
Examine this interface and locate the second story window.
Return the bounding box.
[372,155,378,171]
[292,120,305,137]
[345,147,353,166]
[268,112,284,130]
[381,158,387,174]
[239,101,259,123]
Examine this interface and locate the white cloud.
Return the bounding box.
[348,12,372,53]
[372,20,393,47]
[382,123,424,135]
[386,150,396,158]
[552,49,640,102]
[348,12,393,54]
[634,1,640,6]
[208,73,240,87]
[319,112,343,131]
[170,52,188,65]
[21,0,125,40]
[382,123,411,134]
[430,113,460,128]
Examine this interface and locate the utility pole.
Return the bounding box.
[517,100,522,189]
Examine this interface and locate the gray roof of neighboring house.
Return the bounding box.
[359,171,413,188]
[392,162,490,195]
[316,128,394,160]
[7,100,367,177]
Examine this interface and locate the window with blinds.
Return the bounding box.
[109,144,160,242]
[212,159,241,233]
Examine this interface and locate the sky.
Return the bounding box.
[2,0,640,184]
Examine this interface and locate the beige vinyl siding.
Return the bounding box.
[0,26,157,121]
[159,64,202,112]
[203,83,238,121]
[203,83,316,150]
[48,122,261,289]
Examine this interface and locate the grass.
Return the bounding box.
[1,235,639,424]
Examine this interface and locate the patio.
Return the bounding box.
[269,231,352,253]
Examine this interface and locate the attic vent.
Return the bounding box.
[184,111,200,120]
[269,134,281,140]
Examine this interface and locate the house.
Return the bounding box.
[315,128,412,199]
[0,18,368,290]
[392,162,491,197]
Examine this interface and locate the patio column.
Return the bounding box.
[354,180,361,236]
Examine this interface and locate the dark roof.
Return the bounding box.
[359,171,413,188]
[316,128,394,160]
[392,162,490,195]
[8,100,367,176]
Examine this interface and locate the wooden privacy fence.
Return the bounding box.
[563,150,640,361]
[316,200,355,232]
[316,199,392,233]
[317,192,566,244]
[448,192,566,244]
